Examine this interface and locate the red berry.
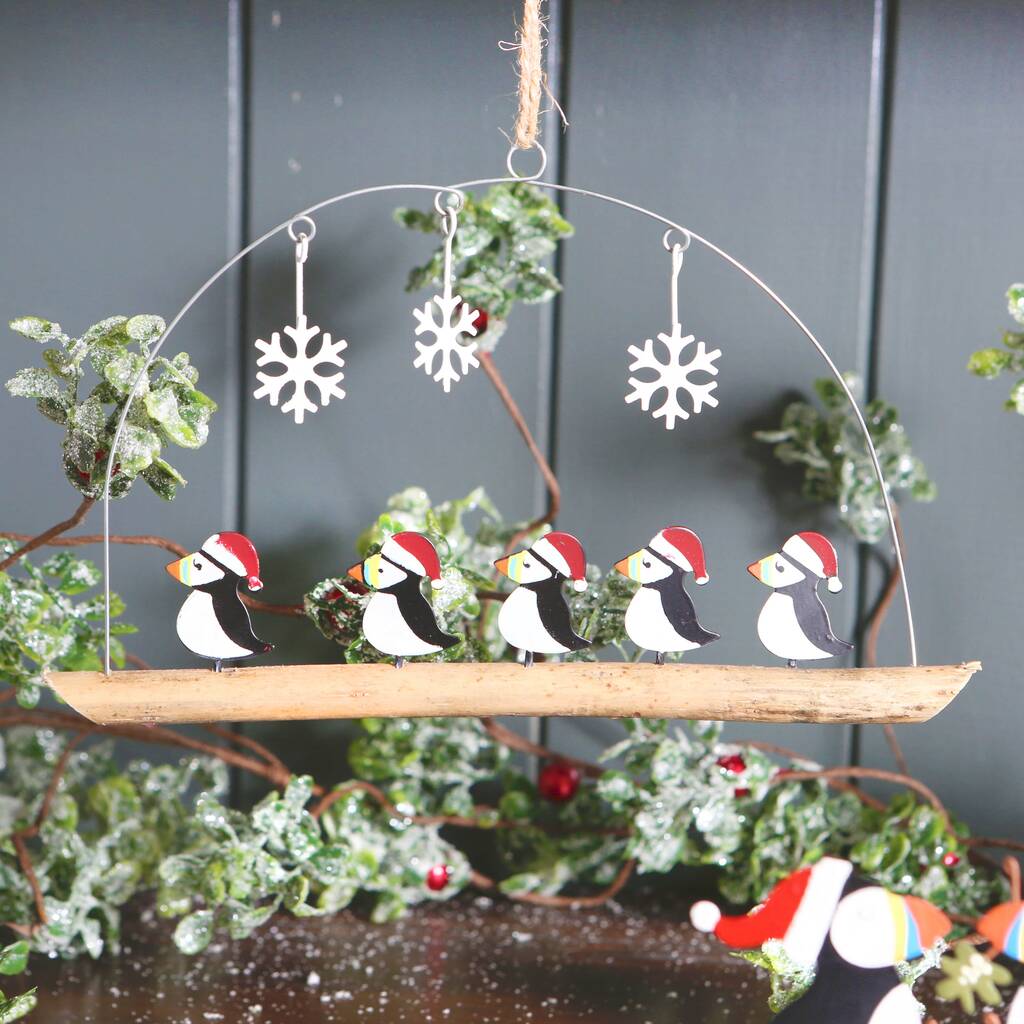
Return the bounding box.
[425,864,450,891]
[942,852,961,868]
[538,762,581,803]
[325,588,344,602]
[457,303,488,337]
[716,754,747,775]
[733,787,751,799]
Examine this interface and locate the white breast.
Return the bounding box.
[176,592,253,661]
[363,592,441,658]
[498,586,570,655]
[756,593,831,661]
[866,983,921,1024]
[624,587,699,655]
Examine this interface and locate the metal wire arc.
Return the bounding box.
[101,176,916,672]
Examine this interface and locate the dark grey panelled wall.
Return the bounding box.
[1,2,1021,836]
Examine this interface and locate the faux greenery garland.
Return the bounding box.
[0,186,1017,1020]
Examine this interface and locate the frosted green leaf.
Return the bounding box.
[1008,283,1024,325]
[140,457,186,500]
[0,943,28,977]
[5,368,60,401]
[81,317,128,345]
[102,350,148,397]
[116,425,160,476]
[0,990,37,1023]
[126,314,165,344]
[173,909,214,955]
[9,316,63,343]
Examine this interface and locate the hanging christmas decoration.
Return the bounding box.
[253,216,347,424]
[625,230,721,428]
[494,532,591,668]
[537,761,580,802]
[347,531,458,668]
[614,526,719,664]
[691,857,951,1024]
[748,531,853,667]
[412,194,482,392]
[165,532,273,672]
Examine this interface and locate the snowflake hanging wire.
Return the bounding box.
[625,232,721,429]
[253,217,348,425]
[625,325,721,429]
[412,195,481,393]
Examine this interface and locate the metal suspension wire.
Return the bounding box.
[101,146,917,672]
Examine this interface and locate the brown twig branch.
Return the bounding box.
[0,496,95,573]
[470,857,635,909]
[479,716,604,779]
[478,352,560,545]
[860,507,910,775]
[770,765,948,823]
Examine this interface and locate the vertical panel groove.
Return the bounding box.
[850,0,896,767]
[226,0,252,803]
[535,0,572,752]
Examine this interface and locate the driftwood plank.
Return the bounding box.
[44,661,980,726]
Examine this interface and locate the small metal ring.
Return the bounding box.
[287,215,317,243]
[662,227,692,253]
[506,141,548,180]
[433,190,464,217]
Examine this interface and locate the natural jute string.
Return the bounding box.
[501,0,565,149]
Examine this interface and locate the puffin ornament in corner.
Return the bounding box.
[494,532,591,668]
[166,532,273,672]
[690,857,952,1024]
[347,531,458,668]
[614,526,720,664]
[748,531,853,667]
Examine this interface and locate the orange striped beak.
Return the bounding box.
[613,557,630,576]
[494,556,511,578]
[346,562,364,584]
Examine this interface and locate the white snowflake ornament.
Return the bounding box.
[625,324,721,429]
[253,314,347,425]
[413,295,480,393]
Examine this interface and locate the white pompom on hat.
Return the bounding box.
[782,531,843,593]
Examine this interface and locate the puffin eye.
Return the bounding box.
[775,563,784,573]
[193,560,203,570]
[523,561,531,568]
[643,560,651,568]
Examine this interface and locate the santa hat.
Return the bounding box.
[690,857,853,968]
[382,531,445,589]
[782,531,843,594]
[650,527,709,585]
[202,532,263,592]
[533,532,588,592]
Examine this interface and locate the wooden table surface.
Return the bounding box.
[10,891,1005,1023]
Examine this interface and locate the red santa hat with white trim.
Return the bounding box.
[382,531,445,589]
[782,531,843,594]
[650,527,709,585]
[690,857,853,968]
[202,532,264,592]
[533,532,588,592]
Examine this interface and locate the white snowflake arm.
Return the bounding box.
[252,315,347,425]
[413,294,480,393]
[625,328,721,430]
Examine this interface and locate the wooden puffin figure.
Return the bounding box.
[347,531,457,668]
[691,857,952,1023]
[748,531,853,666]
[165,531,273,671]
[976,888,1024,1021]
[614,526,719,664]
[494,531,591,667]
